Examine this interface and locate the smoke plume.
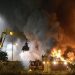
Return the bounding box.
[0,0,75,67]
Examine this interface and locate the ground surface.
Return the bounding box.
[0,61,74,75]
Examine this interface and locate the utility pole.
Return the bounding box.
[9,32,14,61]
[12,38,13,61]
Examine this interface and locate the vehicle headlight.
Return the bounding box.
[53,61,58,65]
[64,61,67,65]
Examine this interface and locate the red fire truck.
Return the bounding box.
[29,60,44,71]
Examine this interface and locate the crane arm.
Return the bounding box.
[0,30,29,51]
[0,32,7,48]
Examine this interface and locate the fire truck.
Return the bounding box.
[29,60,44,71]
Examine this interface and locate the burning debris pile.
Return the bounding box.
[48,46,75,65]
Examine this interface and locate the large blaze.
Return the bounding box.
[50,47,75,64]
[50,48,66,62]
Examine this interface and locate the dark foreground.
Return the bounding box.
[0,61,75,75]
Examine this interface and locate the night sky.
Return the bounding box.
[0,0,62,31]
[0,0,74,40]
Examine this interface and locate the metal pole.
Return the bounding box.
[12,38,13,61]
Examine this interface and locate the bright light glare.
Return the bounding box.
[43,61,45,64]
[28,69,32,72]
[53,61,58,65]
[47,61,49,64]
[64,61,67,65]
[0,45,2,48]
[6,44,17,61]
[57,50,61,58]
[10,32,13,35]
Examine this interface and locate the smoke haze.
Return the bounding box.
[0,0,75,67]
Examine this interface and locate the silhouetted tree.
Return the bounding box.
[0,51,8,61]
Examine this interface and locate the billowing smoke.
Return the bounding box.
[57,0,75,46]
[19,11,61,68]
[1,10,59,68]
[0,0,62,68]
[0,0,75,68]
[0,15,8,34]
